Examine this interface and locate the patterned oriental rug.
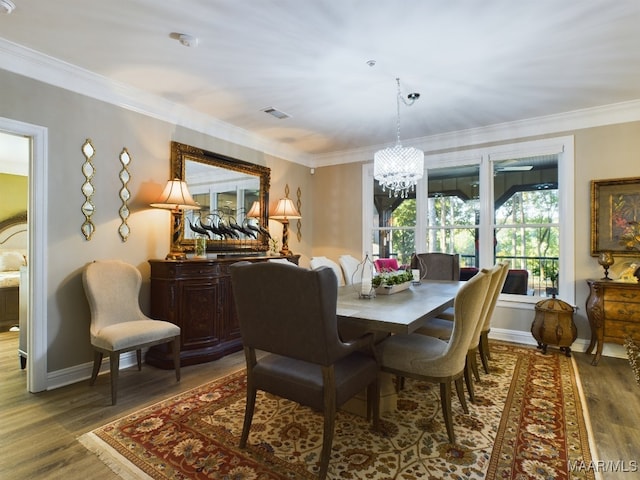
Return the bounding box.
[79,343,598,479]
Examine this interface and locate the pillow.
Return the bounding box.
[0,251,26,271]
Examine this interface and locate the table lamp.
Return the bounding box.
[151,179,200,260]
[269,197,301,256]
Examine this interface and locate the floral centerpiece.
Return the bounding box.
[372,269,414,295]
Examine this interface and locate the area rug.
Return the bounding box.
[79,343,597,479]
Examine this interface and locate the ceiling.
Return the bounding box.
[2,0,640,163]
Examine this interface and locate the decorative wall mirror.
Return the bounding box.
[170,141,271,254]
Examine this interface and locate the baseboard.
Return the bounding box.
[45,329,629,390]
[47,350,139,390]
[489,328,628,360]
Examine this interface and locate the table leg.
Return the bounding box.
[342,372,397,417]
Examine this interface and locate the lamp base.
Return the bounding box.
[279,248,293,256]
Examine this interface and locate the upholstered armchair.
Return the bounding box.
[338,254,361,285]
[230,261,380,479]
[82,260,180,405]
[377,269,490,444]
[310,256,345,286]
[411,252,460,281]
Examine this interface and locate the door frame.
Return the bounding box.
[1,117,48,392]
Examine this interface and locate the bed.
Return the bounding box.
[0,212,27,332]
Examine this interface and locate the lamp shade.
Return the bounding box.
[246,201,261,218]
[150,179,200,211]
[270,198,301,220]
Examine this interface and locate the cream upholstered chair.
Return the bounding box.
[338,254,360,285]
[310,256,345,286]
[478,261,510,373]
[377,269,491,444]
[83,260,181,405]
[414,263,508,402]
[230,261,379,479]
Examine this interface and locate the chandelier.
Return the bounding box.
[374,77,424,198]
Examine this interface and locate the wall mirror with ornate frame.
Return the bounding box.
[170,141,271,254]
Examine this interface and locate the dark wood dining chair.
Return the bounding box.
[230,261,380,480]
[411,252,460,281]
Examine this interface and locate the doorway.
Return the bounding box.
[0,117,48,392]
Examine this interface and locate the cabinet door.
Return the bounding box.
[222,276,241,342]
[178,279,223,349]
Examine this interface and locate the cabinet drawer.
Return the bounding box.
[171,263,221,278]
[604,288,640,303]
[603,320,640,340]
[603,301,640,322]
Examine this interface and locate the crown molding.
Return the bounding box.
[2,37,639,170]
[312,98,640,167]
[0,37,314,166]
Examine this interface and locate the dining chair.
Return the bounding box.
[374,257,399,272]
[229,261,380,480]
[377,269,491,444]
[310,256,345,286]
[410,252,460,281]
[478,261,510,373]
[82,260,181,405]
[414,263,507,401]
[338,254,361,285]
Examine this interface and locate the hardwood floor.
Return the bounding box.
[1,331,638,479]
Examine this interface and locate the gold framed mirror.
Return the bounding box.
[170,141,271,254]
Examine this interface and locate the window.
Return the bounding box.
[363,136,575,304]
[425,164,480,268]
[370,180,416,266]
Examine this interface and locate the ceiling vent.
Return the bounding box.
[261,107,291,120]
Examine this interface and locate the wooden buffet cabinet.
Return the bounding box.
[585,279,640,365]
[146,255,299,368]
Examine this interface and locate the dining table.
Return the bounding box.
[335,279,465,415]
[336,279,465,334]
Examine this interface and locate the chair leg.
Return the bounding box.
[90,350,102,386]
[109,352,120,406]
[172,336,181,382]
[470,350,481,382]
[479,332,490,373]
[439,381,455,444]
[240,383,257,449]
[464,356,476,403]
[136,349,142,371]
[319,402,336,480]
[454,377,468,414]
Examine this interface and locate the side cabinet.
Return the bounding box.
[146,256,298,368]
[585,279,640,365]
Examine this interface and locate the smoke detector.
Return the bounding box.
[0,0,16,15]
[178,34,198,47]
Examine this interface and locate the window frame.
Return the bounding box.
[363,135,575,306]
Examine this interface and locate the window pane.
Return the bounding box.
[373,180,416,228]
[423,165,480,267]
[493,155,559,296]
[371,229,415,267]
[426,227,478,267]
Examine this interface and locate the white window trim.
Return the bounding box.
[363,135,575,306]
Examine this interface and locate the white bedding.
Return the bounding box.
[0,271,20,288]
